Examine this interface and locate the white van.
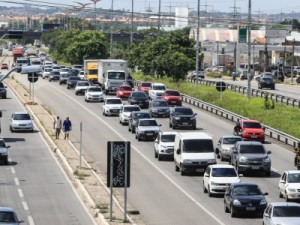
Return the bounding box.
[174,132,216,175]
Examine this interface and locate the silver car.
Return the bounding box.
[0,139,10,165]
[9,112,34,132]
[0,207,24,224]
[215,136,243,161]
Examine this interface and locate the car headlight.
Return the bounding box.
[260,132,265,135]
[160,145,167,149]
[263,157,270,163]
[2,152,8,156]
[183,159,193,164]
[260,199,267,205]
[190,117,195,120]
[288,187,296,192]
[207,159,216,164]
[211,181,218,186]
[152,109,158,112]
[239,156,248,163]
[174,117,180,120]
[233,199,241,206]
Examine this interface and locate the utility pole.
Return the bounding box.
[130,0,133,45]
[247,0,251,100]
[196,0,201,87]
[292,38,295,83]
[110,0,114,58]
[158,0,161,34]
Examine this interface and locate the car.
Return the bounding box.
[154,131,176,160]
[169,106,197,130]
[67,76,81,89]
[119,105,141,125]
[215,136,243,161]
[161,89,182,106]
[191,70,205,81]
[9,112,34,132]
[254,72,273,82]
[0,63,9,70]
[148,83,166,100]
[48,71,60,82]
[0,82,7,99]
[263,202,300,225]
[230,141,271,176]
[0,207,24,224]
[137,82,152,95]
[59,73,70,85]
[293,66,300,75]
[72,64,83,71]
[59,67,70,75]
[128,111,151,133]
[102,98,123,116]
[51,65,61,72]
[135,118,161,141]
[258,76,275,90]
[235,119,265,143]
[42,68,52,79]
[0,139,10,164]
[224,182,268,217]
[70,69,79,76]
[116,85,133,98]
[78,70,85,80]
[128,91,149,109]
[279,170,300,202]
[85,86,104,102]
[75,81,91,95]
[148,99,170,118]
[203,165,241,197]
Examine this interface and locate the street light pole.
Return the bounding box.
[247,0,252,100]
[130,0,133,45]
[196,0,200,87]
[89,0,101,31]
[110,0,114,58]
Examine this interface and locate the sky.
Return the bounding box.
[1,0,300,15]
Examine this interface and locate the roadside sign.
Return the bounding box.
[27,73,39,83]
[239,26,247,43]
[216,81,226,92]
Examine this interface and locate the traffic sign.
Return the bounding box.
[216,81,226,92]
[27,73,39,83]
[7,30,23,39]
[239,26,247,43]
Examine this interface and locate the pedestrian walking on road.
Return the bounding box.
[53,116,62,139]
[63,117,72,140]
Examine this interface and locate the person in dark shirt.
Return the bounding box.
[63,117,72,140]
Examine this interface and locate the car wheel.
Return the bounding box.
[220,153,224,162]
[154,149,158,158]
[286,192,290,202]
[138,135,141,141]
[67,86,70,89]
[31,129,34,133]
[175,163,179,172]
[169,122,172,128]
[3,95,6,99]
[208,185,213,197]
[203,181,208,193]
[180,165,185,176]
[49,80,51,82]
[10,126,13,132]
[158,154,162,161]
[75,92,78,95]
[128,126,131,132]
[105,90,109,95]
[230,206,236,217]
[224,202,229,213]
[192,125,196,130]
[279,190,283,198]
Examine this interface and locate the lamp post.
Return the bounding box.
[110,0,114,58]
[196,0,201,87]
[89,0,101,30]
[247,0,251,100]
[130,0,134,45]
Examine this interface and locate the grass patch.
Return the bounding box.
[96,203,109,213]
[133,73,300,138]
[73,169,90,180]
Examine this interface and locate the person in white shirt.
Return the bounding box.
[53,116,62,139]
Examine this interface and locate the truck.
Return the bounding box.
[83,60,99,83]
[97,59,128,95]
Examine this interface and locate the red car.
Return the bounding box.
[237,119,265,143]
[0,63,9,70]
[161,89,182,106]
[137,82,152,94]
[116,85,132,98]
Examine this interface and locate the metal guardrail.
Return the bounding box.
[181,94,300,148]
[187,78,300,109]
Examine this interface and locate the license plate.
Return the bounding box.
[112,110,118,112]
[171,101,176,103]
[182,122,189,125]
[252,166,260,170]
[146,133,153,136]
[246,207,256,211]
[251,135,257,138]
[196,169,204,172]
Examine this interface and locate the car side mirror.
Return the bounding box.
[7,146,11,148]
[194,113,197,116]
[176,148,181,154]
[154,140,158,143]
[263,127,266,131]
[0,111,2,117]
[204,174,209,177]
[19,220,24,224]
[264,192,268,196]
[233,150,238,154]
[238,174,243,177]
[263,213,270,218]
[267,151,271,154]
[159,124,162,127]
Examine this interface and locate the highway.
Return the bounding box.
[9,71,298,225]
[0,76,97,224]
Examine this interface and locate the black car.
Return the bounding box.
[48,71,60,82]
[69,69,79,76]
[169,106,197,130]
[59,73,71,85]
[128,111,151,133]
[224,183,268,218]
[0,82,7,99]
[128,91,149,109]
[67,76,81,89]
[148,99,170,117]
[258,77,275,90]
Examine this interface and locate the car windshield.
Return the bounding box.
[139,120,158,126]
[233,185,262,196]
[239,145,265,154]
[165,91,180,96]
[132,92,146,98]
[119,86,132,91]
[141,83,151,87]
[262,78,273,82]
[73,65,82,69]
[174,108,193,115]
[211,168,237,177]
[153,85,166,90]
[88,87,102,92]
[273,206,300,217]
[133,113,150,119]
[182,139,214,153]
[243,122,262,129]
[161,134,176,142]
[107,72,125,80]
[287,173,300,183]
[61,68,69,72]
[152,101,168,107]
[223,137,242,145]
[51,72,60,75]
[44,69,52,72]
[106,99,122,104]
[124,107,140,112]
[69,77,81,80]
[77,82,90,86]
[0,212,17,223]
[13,113,30,120]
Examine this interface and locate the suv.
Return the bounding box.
[148,83,166,100]
[0,139,10,164]
[235,119,265,143]
[67,76,81,89]
[169,106,197,130]
[9,112,34,132]
[0,82,7,99]
[230,141,271,176]
[128,111,151,133]
[135,118,161,141]
[154,131,177,161]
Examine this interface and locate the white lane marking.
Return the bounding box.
[10,167,16,174]
[22,201,29,211]
[50,85,226,225]
[28,216,35,225]
[18,189,24,198]
[14,177,19,186]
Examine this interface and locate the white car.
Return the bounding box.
[42,68,52,79]
[85,86,104,102]
[78,70,85,80]
[148,83,166,100]
[51,65,61,72]
[60,68,70,75]
[203,164,241,197]
[279,170,300,202]
[135,118,161,141]
[9,112,34,132]
[102,98,123,116]
[263,202,300,225]
[75,81,91,95]
[154,131,177,161]
[215,136,243,161]
[0,139,10,165]
[119,105,141,125]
